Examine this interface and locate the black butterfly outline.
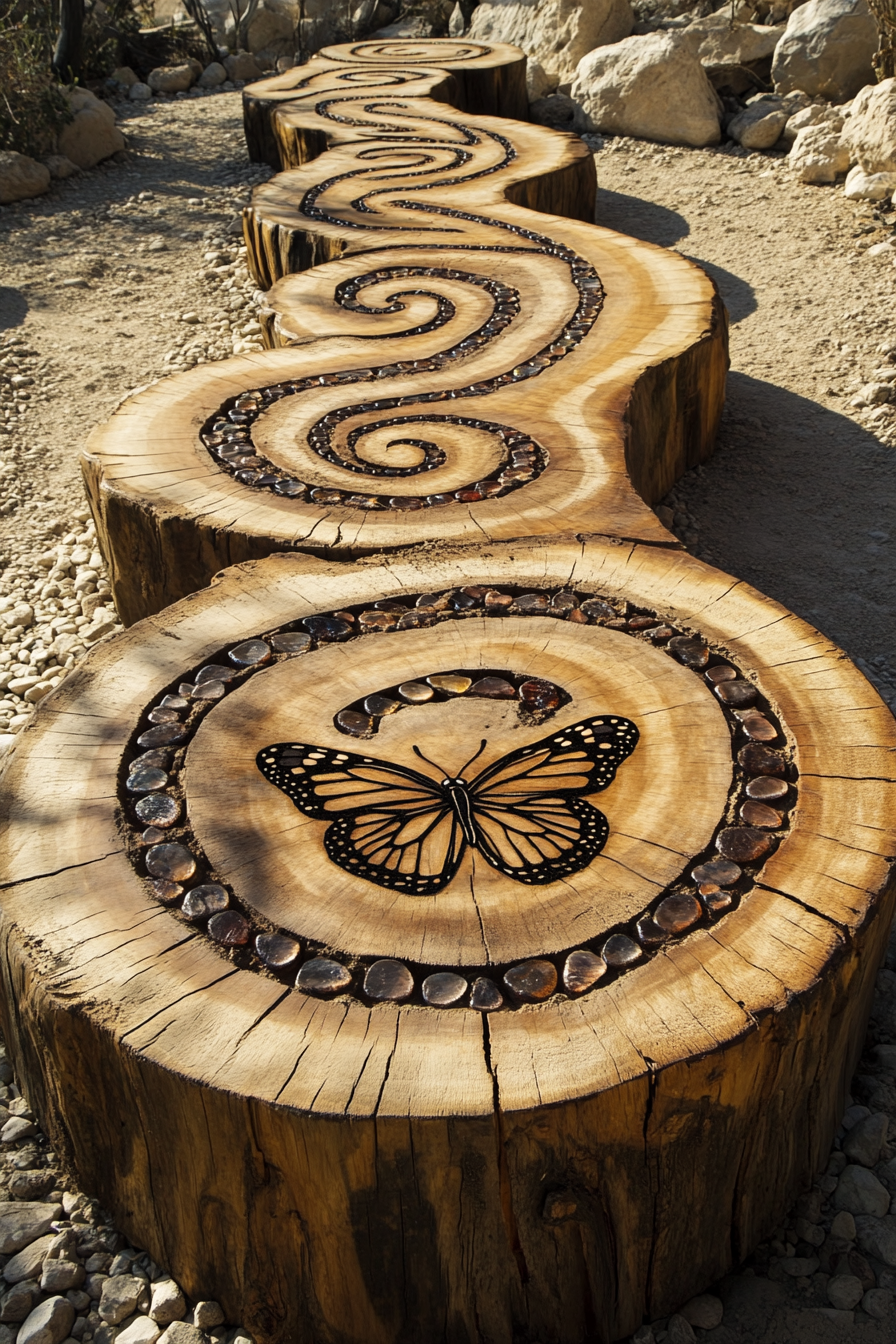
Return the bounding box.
[256,714,639,896]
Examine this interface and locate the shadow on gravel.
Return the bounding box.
[680,254,757,324]
[595,188,689,248]
[0,288,28,331]
[686,371,896,685]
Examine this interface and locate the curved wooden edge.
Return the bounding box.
[242,40,529,169]
[82,216,725,625]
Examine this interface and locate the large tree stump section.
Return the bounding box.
[1,537,894,1344]
[81,39,727,627]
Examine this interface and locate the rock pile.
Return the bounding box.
[0,1033,252,1344]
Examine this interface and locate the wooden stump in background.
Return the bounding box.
[82,38,727,626]
[1,537,893,1344]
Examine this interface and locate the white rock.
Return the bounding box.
[0,1205,62,1255]
[39,1261,84,1293]
[224,51,263,82]
[129,83,152,102]
[57,89,125,170]
[42,155,79,180]
[862,1287,894,1319]
[843,1111,890,1165]
[147,65,196,95]
[116,1318,162,1344]
[3,1235,56,1285]
[448,2,464,37]
[834,1164,891,1216]
[0,1115,35,1142]
[0,153,50,206]
[149,1279,186,1325]
[789,122,851,182]
[781,102,843,145]
[17,1296,74,1344]
[526,59,554,100]
[771,0,878,103]
[571,32,720,147]
[728,98,789,149]
[191,1301,224,1329]
[197,62,227,88]
[843,78,896,173]
[679,1294,723,1328]
[830,1209,857,1239]
[695,17,785,79]
[827,1274,864,1309]
[98,1275,144,1325]
[470,0,635,87]
[665,1315,696,1344]
[111,66,139,88]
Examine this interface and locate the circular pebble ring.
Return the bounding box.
[1,538,893,1344]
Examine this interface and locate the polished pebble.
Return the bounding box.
[551,592,578,612]
[738,744,787,775]
[469,977,504,1011]
[398,681,433,703]
[515,594,549,613]
[654,892,702,935]
[135,794,179,827]
[364,694,402,716]
[148,707,180,725]
[141,827,167,844]
[519,679,560,711]
[746,776,788,801]
[137,723,188,748]
[580,598,616,619]
[627,615,656,631]
[470,676,516,699]
[422,972,468,1006]
[484,591,513,610]
[601,934,642,968]
[271,632,312,655]
[740,800,783,828]
[229,639,271,667]
[146,843,196,882]
[196,664,238,684]
[715,680,758,707]
[716,827,772,863]
[562,949,606,993]
[182,883,229,920]
[132,749,171,769]
[255,933,301,968]
[668,635,709,669]
[160,694,189,710]
[736,710,778,742]
[636,916,669,949]
[336,710,374,737]
[296,958,353,995]
[691,857,742,886]
[702,887,734,915]
[427,674,472,695]
[359,610,397,631]
[126,766,168,793]
[705,665,737,685]
[302,616,352,641]
[150,878,183,904]
[208,910,250,946]
[192,680,225,701]
[364,959,414,1001]
[503,959,557,1001]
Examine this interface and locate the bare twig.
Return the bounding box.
[181,0,219,62]
[869,0,896,79]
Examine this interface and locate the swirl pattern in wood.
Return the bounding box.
[82,38,727,625]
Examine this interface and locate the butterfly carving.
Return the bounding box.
[257,715,638,895]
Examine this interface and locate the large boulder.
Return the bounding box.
[0,152,50,204]
[570,32,721,147]
[147,63,196,94]
[771,0,878,103]
[789,121,851,181]
[469,0,635,89]
[843,78,896,173]
[57,88,124,170]
[692,15,786,94]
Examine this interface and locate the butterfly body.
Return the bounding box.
[258,714,639,895]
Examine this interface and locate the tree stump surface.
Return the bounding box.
[1,537,894,1344]
[82,38,727,627]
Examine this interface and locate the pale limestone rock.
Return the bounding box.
[695,17,785,74]
[147,64,195,94]
[0,153,50,205]
[781,101,842,146]
[844,165,896,198]
[571,33,720,148]
[772,0,878,102]
[728,99,789,148]
[470,0,635,87]
[42,155,79,179]
[843,79,896,173]
[111,66,139,87]
[197,61,227,88]
[789,121,851,181]
[224,51,263,81]
[57,89,124,170]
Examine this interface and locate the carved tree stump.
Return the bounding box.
[82,39,727,627]
[1,538,894,1344]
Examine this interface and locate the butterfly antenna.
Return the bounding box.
[458,739,488,778]
[412,744,447,775]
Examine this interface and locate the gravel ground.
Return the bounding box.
[1,86,896,1344]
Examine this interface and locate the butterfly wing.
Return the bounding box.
[465,716,639,884]
[256,742,465,895]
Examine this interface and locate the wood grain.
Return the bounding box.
[0,536,892,1344]
[82,38,727,625]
